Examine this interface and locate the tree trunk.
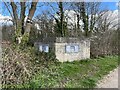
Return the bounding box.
[10,1,18,30]
[80,2,89,37]
[59,2,64,37]
[22,1,38,44]
[20,2,26,35]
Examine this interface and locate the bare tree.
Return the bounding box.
[90,10,118,57]
[72,2,101,37]
[3,0,39,44]
[35,12,55,38]
[53,2,68,37]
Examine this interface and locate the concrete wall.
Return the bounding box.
[34,37,90,62]
[55,40,90,62]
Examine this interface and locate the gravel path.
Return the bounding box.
[96,67,118,88]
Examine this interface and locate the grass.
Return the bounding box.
[29,55,118,88]
[2,55,118,89]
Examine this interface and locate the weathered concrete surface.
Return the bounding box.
[55,39,90,62]
[35,37,90,62]
[96,68,118,88]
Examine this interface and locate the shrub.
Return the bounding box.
[2,44,57,88]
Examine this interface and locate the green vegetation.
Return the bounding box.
[2,1,119,89]
[2,45,57,89]
[29,55,118,88]
[2,45,118,88]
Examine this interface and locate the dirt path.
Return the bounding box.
[96,67,118,88]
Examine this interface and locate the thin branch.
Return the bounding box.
[2,0,14,20]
